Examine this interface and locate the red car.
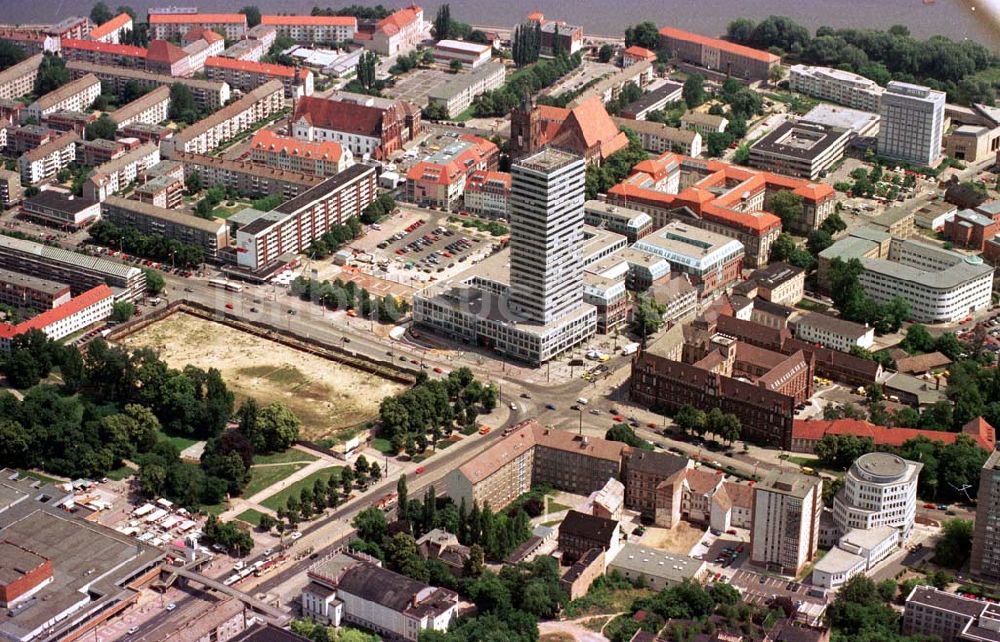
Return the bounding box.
[923,503,937,509]
[647,422,657,429]
[225,303,234,310]
[613,415,624,422]
[433,367,443,374]
[415,466,425,474]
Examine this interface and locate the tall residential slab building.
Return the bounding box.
[878,81,945,166]
[751,470,822,575]
[509,148,586,325]
[971,449,1000,581]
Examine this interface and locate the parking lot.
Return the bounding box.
[384,67,457,107]
[731,568,829,623]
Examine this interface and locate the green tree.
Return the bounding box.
[35,55,70,96]
[143,268,165,295]
[168,83,199,124]
[806,229,834,255]
[674,405,706,436]
[111,301,136,323]
[90,2,115,25]
[631,294,665,345]
[85,114,118,141]
[239,5,262,27]
[598,44,615,63]
[0,41,26,71]
[935,518,973,568]
[352,506,388,542]
[821,211,847,235]
[902,324,936,354]
[726,18,756,43]
[449,59,463,73]
[682,74,706,108]
[770,190,804,230]
[433,4,451,40]
[624,21,660,50]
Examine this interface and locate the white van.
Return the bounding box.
[577,397,589,406]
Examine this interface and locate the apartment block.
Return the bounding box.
[133,174,184,209]
[48,16,91,40]
[249,129,352,177]
[0,284,114,350]
[101,196,229,257]
[789,65,884,112]
[174,151,322,200]
[0,268,70,311]
[658,26,779,81]
[149,13,247,41]
[164,80,285,156]
[361,6,425,57]
[235,164,376,272]
[83,144,161,201]
[463,169,511,219]
[621,449,690,527]
[66,60,231,111]
[111,85,170,129]
[60,39,147,68]
[261,15,357,44]
[24,73,101,122]
[878,81,946,166]
[972,450,1000,582]
[612,116,702,157]
[89,12,133,44]
[793,312,874,352]
[0,170,23,209]
[0,30,61,56]
[558,510,621,563]
[903,586,1000,642]
[0,234,145,300]
[0,54,42,101]
[751,470,822,575]
[18,131,78,184]
[204,56,314,98]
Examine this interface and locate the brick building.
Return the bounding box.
[658,26,779,81]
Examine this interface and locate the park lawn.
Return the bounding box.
[786,456,820,468]
[106,465,134,481]
[244,463,309,498]
[451,105,476,122]
[253,449,318,465]
[236,508,265,527]
[564,587,655,618]
[543,500,571,514]
[158,430,199,453]
[203,502,227,516]
[260,466,344,512]
[372,437,393,454]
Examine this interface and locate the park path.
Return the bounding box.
[220,448,341,521]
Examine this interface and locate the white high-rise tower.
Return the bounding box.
[509,147,586,324]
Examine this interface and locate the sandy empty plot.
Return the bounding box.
[120,312,406,441]
[637,521,706,555]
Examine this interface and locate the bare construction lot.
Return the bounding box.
[119,312,406,441]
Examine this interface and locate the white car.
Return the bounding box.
[291,531,303,541]
[165,603,176,611]
[263,548,273,556]
[509,402,517,410]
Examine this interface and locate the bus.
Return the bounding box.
[208,279,244,293]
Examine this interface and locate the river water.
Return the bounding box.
[7,0,999,48]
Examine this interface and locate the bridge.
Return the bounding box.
[164,567,290,625]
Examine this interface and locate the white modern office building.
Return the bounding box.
[750,471,823,575]
[878,81,945,166]
[788,64,884,112]
[833,452,922,541]
[858,239,994,324]
[413,148,597,364]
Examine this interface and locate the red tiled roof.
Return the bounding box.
[722,481,752,509]
[377,5,422,35]
[792,417,996,451]
[293,96,384,137]
[527,11,545,22]
[61,38,146,58]
[0,285,113,340]
[624,45,657,61]
[250,129,342,162]
[89,12,132,40]
[685,467,723,495]
[466,169,512,192]
[406,134,497,185]
[262,15,357,27]
[561,95,629,158]
[150,13,246,24]
[206,56,308,80]
[183,26,224,44]
[658,26,779,64]
[146,39,188,65]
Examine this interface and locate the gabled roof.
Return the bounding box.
[261,15,357,27]
[0,285,113,339]
[183,26,224,44]
[293,96,384,137]
[150,13,246,24]
[624,45,656,61]
[684,467,724,495]
[88,13,132,40]
[559,510,618,546]
[792,417,996,451]
[377,5,422,36]
[659,26,779,64]
[206,56,309,80]
[61,38,146,58]
[146,39,188,65]
[250,129,342,162]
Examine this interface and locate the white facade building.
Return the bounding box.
[260,15,357,44]
[24,73,101,122]
[793,312,875,352]
[857,239,994,324]
[878,81,945,166]
[750,471,823,575]
[789,64,884,112]
[432,39,492,69]
[833,452,922,541]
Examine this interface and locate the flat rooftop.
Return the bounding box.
[750,121,849,160]
[801,104,879,134]
[0,267,68,295]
